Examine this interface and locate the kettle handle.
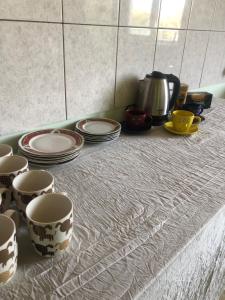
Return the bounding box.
[166,74,180,111]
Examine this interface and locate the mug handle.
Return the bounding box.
[0,187,11,213]
[3,209,20,230]
[199,106,204,115]
[193,116,201,124]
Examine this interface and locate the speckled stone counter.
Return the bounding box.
[1,99,225,300]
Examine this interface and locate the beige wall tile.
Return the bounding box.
[180,30,209,89]
[159,0,192,29]
[64,25,117,119]
[115,27,156,108]
[63,0,119,25]
[188,0,216,30]
[0,0,62,22]
[211,0,225,31]
[0,22,65,135]
[201,32,225,87]
[154,29,186,77]
[119,0,160,27]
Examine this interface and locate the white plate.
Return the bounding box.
[19,129,84,157]
[29,134,74,153]
[18,150,80,161]
[84,134,119,141]
[76,118,121,136]
[28,156,77,166]
[85,138,119,144]
[26,152,80,165]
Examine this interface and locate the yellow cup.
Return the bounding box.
[172,110,201,132]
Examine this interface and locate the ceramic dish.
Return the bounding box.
[121,121,152,133]
[0,144,13,157]
[75,118,121,143]
[28,156,77,166]
[75,118,121,136]
[85,138,119,144]
[18,150,80,162]
[18,129,84,157]
[81,133,120,143]
[26,153,80,165]
[164,121,198,135]
[82,131,120,139]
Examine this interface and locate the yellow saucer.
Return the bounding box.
[164,121,198,135]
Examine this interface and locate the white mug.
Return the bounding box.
[0,155,29,213]
[26,193,73,257]
[0,214,18,285]
[0,144,13,158]
[13,170,54,220]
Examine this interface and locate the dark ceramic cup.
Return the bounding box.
[182,103,204,116]
[125,106,151,130]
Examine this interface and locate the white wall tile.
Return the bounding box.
[201,32,225,87]
[115,27,156,108]
[180,30,209,89]
[0,0,225,136]
[65,25,117,119]
[188,0,216,30]
[119,0,160,27]
[159,0,192,29]
[63,0,119,25]
[0,22,65,135]
[211,0,225,31]
[154,29,186,77]
[0,0,62,22]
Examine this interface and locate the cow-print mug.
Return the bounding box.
[0,214,18,285]
[0,155,29,212]
[12,170,54,220]
[0,144,13,158]
[26,193,73,257]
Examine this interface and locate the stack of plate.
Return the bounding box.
[18,129,84,166]
[75,118,121,143]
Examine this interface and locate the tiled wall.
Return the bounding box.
[1,0,225,135]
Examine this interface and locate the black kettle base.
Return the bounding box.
[151,115,168,126]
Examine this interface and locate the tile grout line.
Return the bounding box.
[199,0,218,87]
[113,0,121,107]
[178,30,188,79]
[198,33,211,88]
[61,0,68,120]
[0,18,225,33]
[178,0,194,79]
[152,0,163,70]
[152,29,159,70]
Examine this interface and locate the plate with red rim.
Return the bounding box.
[18,149,81,161]
[24,152,80,165]
[75,118,121,136]
[18,129,84,157]
[28,156,78,166]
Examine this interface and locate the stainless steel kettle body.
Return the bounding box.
[137,71,180,125]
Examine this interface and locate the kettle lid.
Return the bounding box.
[146,71,167,79]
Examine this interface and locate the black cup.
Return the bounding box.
[124,105,152,131]
[182,103,204,115]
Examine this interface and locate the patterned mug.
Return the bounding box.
[0,212,18,285]
[26,193,73,257]
[0,144,13,158]
[0,155,29,213]
[12,170,54,220]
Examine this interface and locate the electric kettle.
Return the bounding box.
[136,71,180,125]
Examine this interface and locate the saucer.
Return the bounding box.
[164,121,198,135]
[121,119,152,134]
